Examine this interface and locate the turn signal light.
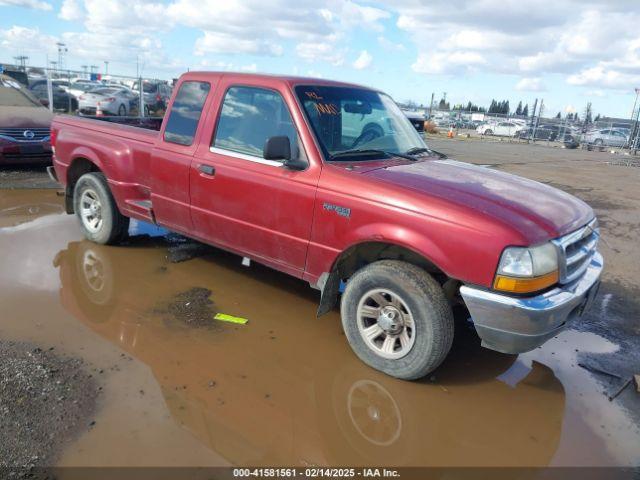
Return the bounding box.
[494,270,559,294]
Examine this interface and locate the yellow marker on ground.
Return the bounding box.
[214,313,249,325]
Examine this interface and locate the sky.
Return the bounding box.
[1,0,639,119]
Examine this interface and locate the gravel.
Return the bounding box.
[0,341,98,472]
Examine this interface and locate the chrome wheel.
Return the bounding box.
[79,188,103,233]
[356,289,416,359]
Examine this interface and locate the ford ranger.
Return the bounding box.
[50,72,603,380]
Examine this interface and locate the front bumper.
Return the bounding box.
[459,252,603,354]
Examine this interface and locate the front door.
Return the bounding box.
[189,84,319,277]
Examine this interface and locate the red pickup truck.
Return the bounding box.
[50,72,603,380]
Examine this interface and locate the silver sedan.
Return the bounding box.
[78,87,138,116]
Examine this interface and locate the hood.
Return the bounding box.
[0,106,53,129]
[360,158,593,243]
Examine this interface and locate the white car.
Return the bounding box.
[583,128,629,148]
[67,81,101,99]
[476,121,523,137]
[78,87,138,116]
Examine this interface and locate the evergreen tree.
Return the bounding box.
[594,114,601,122]
[515,101,523,116]
[522,104,529,117]
[556,112,561,119]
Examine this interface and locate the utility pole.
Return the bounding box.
[531,99,543,141]
[13,55,28,71]
[104,61,109,75]
[628,88,640,152]
[428,92,435,119]
[56,42,67,70]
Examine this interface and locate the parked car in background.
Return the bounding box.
[583,128,629,147]
[78,87,138,116]
[0,74,53,165]
[2,68,29,87]
[133,80,172,114]
[402,110,425,132]
[29,79,78,112]
[477,121,523,136]
[67,81,101,99]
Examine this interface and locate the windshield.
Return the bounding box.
[295,85,427,160]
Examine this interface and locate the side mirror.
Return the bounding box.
[264,136,307,171]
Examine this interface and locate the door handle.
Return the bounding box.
[198,164,215,176]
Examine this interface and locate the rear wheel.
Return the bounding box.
[118,104,126,116]
[340,260,454,380]
[484,129,493,135]
[73,172,129,245]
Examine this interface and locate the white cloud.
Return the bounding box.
[0,0,52,10]
[0,26,57,54]
[353,50,372,70]
[194,31,282,56]
[394,0,640,89]
[296,42,345,66]
[377,36,404,52]
[515,77,547,92]
[412,51,486,75]
[567,66,640,90]
[58,0,84,21]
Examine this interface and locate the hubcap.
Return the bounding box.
[79,189,103,233]
[356,288,416,359]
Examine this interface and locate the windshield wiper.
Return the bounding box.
[330,149,418,162]
[405,147,447,158]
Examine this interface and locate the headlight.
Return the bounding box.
[494,243,559,294]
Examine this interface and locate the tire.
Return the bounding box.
[484,129,492,135]
[118,104,126,116]
[340,260,454,380]
[73,172,129,245]
[594,139,603,146]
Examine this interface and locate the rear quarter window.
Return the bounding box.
[163,81,211,146]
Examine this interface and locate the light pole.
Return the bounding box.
[104,61,109,76]
[629,88,640,152]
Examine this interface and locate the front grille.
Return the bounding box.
[0,128,50,142]
[553,218,599,284]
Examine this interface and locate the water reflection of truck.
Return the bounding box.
[54,239,565,467]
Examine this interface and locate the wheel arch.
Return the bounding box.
[64,156,104,213]
[316,239,458,317]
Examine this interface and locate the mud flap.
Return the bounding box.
[317,271,340,317]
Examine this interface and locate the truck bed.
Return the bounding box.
[52,114,160,223]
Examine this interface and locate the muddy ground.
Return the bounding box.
[0,140,639,471]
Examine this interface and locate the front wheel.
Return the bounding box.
[340,260,454,380]
[73,172,129,245]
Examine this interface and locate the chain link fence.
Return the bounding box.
[1,63,173,120]
[400,104,639,154]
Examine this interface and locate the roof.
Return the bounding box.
[181,71,373,91]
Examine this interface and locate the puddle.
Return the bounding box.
[0,189,639,467]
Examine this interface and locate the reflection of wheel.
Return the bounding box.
[318,363,417,465]
[346,379,402,447]
[341,260,454,380]
[594,138,603,146]
[118,104,126,116]
[76,247,114,307]
[73,172,129,245]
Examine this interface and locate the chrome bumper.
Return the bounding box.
[459,252,603,354]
